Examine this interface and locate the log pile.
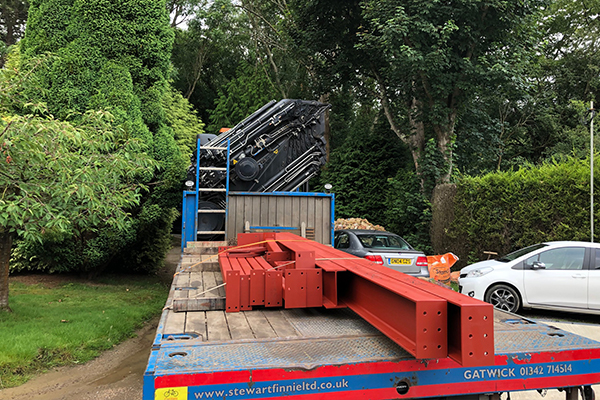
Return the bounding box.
[334,218,386,231]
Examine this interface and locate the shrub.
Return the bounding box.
[447,157,594,266]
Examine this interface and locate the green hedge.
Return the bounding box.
[449,157,595,265]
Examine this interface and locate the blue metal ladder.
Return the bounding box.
[194,139,231,239]
[181,138,231,250]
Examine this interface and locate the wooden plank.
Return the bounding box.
[245,311,277,339]
[321,197,331,244]
[172,271,188,287]
[268,196,277,227]
[173,298,226,312]
[182,255,203,265]
[173,272,190,299]
[226,312,254,340]
[206,311,231,341]
[185,311,207,339]
[202,271,220,298]
[163,310,186,334]
[226,195,235,239]
[182,255,219,272]
[291,196,300,231]
[307,197,315,242]
[200,254,220,271]
[300,197,308,237]
[236,195,245,238]
[226,196,235,238]
[316,197,324,244]
[187,271,203,299]
[283,196,292,228]
[215,271,226,297]
[244,195,253,228]
[260,195,269,228]
[263,309,299,338]
[276,195,284,227]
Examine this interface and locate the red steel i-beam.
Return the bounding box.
[341,266,448,359]
[252,256,283,308]
[221,232,494,366]
[289,237,494,367]
[272,232,494,367]
[355,259,494,367]
[272,232,447,360]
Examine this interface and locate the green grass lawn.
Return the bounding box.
[0,275,169,388]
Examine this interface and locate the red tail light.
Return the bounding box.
[365,255,384,265]
[416,256,428,267]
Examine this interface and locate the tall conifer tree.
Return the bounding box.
[18,0,185,273]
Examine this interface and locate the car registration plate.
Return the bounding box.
[389,258,411,265]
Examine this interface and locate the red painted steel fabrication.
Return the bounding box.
[218,232,494,367]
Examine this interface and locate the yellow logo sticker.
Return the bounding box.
[155,387,187,400]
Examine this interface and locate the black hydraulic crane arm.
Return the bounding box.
[187,99,330,193]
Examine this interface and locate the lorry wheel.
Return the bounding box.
[582,386,595,400]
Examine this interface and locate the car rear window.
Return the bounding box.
[357,234,412,250]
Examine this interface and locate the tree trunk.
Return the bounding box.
[379,89,426,187]
[373,71,426,182]
[0,231,14,312]
[434,110,457,184]
[319,94,331,162]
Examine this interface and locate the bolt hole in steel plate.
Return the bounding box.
[169,352,189,358]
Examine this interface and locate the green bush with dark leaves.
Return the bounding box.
[449,157,594,265]
[9,0,199,274]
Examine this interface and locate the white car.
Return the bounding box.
[458,241,600,314]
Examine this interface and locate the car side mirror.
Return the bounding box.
[531,261,546,270]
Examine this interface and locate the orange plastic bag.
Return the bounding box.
[426,253,459,284]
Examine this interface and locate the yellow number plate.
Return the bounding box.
[389,258,411,265]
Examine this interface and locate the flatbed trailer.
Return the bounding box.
[143,243,600,400]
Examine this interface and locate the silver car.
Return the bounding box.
[333,229,429,277]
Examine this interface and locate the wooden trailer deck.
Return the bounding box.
[163,243,363,343]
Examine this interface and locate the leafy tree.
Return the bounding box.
[171,0,250,123]
[456,0,600,176]
[543,0,600,103]
[167,0,199,27]
[240,0,312,99]
[289,0,546,189]
[162,85,205,158]
[208,61,280,131]
[172,0,314,128]
[385,171,432,253]
[17,0,185,274]
[319,103,411,225]
[359,0,546,185]
[0,0,28,67]
[0,58,156,311]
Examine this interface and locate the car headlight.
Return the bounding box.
[465,267,494,278]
